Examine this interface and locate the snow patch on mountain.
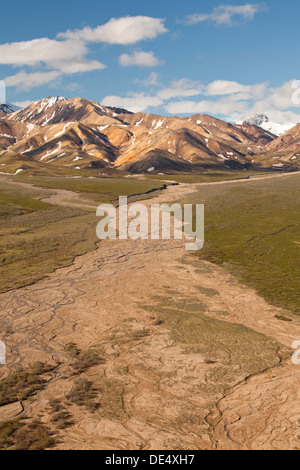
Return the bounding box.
[237,114,295,136]
[36,97,66,113]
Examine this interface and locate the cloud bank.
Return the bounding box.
[119,51,162,68]
[102,79,300,127]
[181,3,267,26]
[0,16,167,91]
[58,16,168,44]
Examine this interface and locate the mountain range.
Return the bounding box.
[0,96,299,174]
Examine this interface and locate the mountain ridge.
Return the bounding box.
[0,96,299,173]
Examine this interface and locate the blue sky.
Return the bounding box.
[1,0,300,125]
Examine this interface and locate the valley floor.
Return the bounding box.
[0,177,299,450]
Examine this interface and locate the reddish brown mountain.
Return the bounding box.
[0,96,298,173]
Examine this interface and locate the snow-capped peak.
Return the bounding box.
[236,114,295,136]
[35,96,66,112]
[237,114,269,127]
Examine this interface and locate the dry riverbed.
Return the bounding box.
[0,177,299,450]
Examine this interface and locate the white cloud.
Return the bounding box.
[4,71,61,91]
[162,79,300,127]
[13,100,33,108]
[1,16,167,92]
[119,51,162,68]
[59,16,168,45]
[103,78,299,130]
[206,80,267,98]
[144,72,160,87]
[4,62,105,91]
[165,97,249,116]
[155,79,265,104]
[181,3,266,26]
[0,37,105,90]
[266,80,299,109]
[57,60,105,74]
[101,92,164,113]
[157,79,204,100]
[0,38,84,67]
[64,82,82,93]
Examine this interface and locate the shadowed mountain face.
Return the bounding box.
[0,102,19,116]
[0,96,299,173]
[267,124,300,154]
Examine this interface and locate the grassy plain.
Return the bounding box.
[145,169,276,184]
[0,174,164,292]
[180,173,300,313]
[18,175,165,203]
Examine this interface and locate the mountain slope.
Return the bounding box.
[11,121,118,166]
[264,123,300,167]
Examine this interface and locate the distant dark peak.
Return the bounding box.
[106,106,134,115]
[0,103,16,114]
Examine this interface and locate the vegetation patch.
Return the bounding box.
[143,294,290,396]
[65,343,105,374]
[0,363,55,407]
[48,400,74,430]
[196,286,219,297]
[0,418,55,450]
[274,315,293,322]
[66,378,100,413]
